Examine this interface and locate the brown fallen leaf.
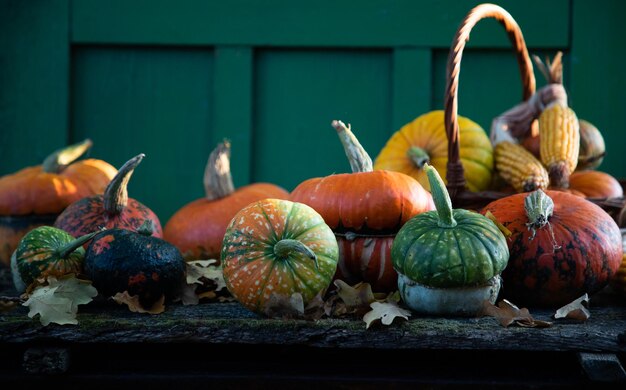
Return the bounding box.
[112,291,165,314]
[363,301,411,329]
[554,293,590,321]
[262,292,305,319]
[0,296,22,312]
[481,299,552,328]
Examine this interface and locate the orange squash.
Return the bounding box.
[0,140,117,266]
[164,141,290,260]
[291,120,434,293]
[568,170,623,199]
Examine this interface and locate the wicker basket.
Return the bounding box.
[442,3,626,221]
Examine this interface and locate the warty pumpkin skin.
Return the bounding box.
[54,154,163,240]
[290,120,434,293]
[373,110,494,192]
[164,141,289,260]
[482,189,623,307]
[0,139,117,267]
[221,198,338,315]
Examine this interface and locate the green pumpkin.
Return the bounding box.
[391,164,509,288]
[12,226,99,289]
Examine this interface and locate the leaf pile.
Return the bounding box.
[481,299,552,328]
[177,259,231,305]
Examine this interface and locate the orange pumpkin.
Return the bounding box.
[568,170,623,199]
[290,120,435,293]
[163,141,290,260]
[0,139,117,266]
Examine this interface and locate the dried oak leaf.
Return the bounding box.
[22,274,97,326]
[363,301,411,329]
[481,299,552,328]
[112,291,165,314]
[262,292,305,319]
[181,259,229,304]
[554,293,590,321]
[333,280,386,315]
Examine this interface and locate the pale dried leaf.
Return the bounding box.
[484,210,512,238]
[178,283,200,306]
[262,292,304,319]
[303,292,326,320]
[363,301,411,329]
[112,291,165,314]
[22,275,97,326]
[554,293,590,321]
[185,259,218,284]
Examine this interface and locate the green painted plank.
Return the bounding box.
[0,0,69,176]
[252,49,392,191]
[570,0,626,179]
[71,47,214,224]
[391,48,431,132]
[212,46,253,187]
[431,48,563,136]
[71,0,569,48]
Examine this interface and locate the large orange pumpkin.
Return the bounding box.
[483,189,622,307]
[0,139,117,266]
[290,120,435,293]
[164,141,290,260]
[373,110,494,192]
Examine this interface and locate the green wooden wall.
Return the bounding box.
[1,0,625,224]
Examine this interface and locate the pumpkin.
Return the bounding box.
[373,110,493,192]
[11,226,100,292]
[290,120,434,293]
[221,198,338,315]
[54,154,163,240]
[576,119,606,171]
[164,141,289,260]
[568,170,623,199]
[84,221,185,307]
[391,164,509,315]
[0,139,117,266]
[482,189,623,307]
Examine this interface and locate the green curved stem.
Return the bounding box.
[424,163,456,228]
[274,239,318,269]
[104,154,145,214]
[42,139,93,173]
[58,230,101,258]
[204,140,235,201]
[407,146,430,169]
[332,120,373,173]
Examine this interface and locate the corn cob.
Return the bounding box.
[495,141,550,192]
[538,103,580,188]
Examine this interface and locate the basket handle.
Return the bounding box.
[444,3,535,198]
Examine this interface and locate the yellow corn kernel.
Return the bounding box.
[495,141,550,192]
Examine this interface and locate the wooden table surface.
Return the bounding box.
[1,267,625,389]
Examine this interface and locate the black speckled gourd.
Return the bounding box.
[84,221,185,307]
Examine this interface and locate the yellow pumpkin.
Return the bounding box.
[373,110,493,192]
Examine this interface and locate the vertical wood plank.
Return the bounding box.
[392,48,432,132]
[212,46,253,187]
[570,0,626,179]
[0,0,69,175]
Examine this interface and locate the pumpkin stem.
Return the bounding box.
[424,163,456,228]
[274,239,318,269]
[42,139,93,173]
[407,146,430,169]
[204,140,236,201]
[57,230,101,259]
[524,189,562,251]
[331,120,373,173]
[104,154,145,215]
